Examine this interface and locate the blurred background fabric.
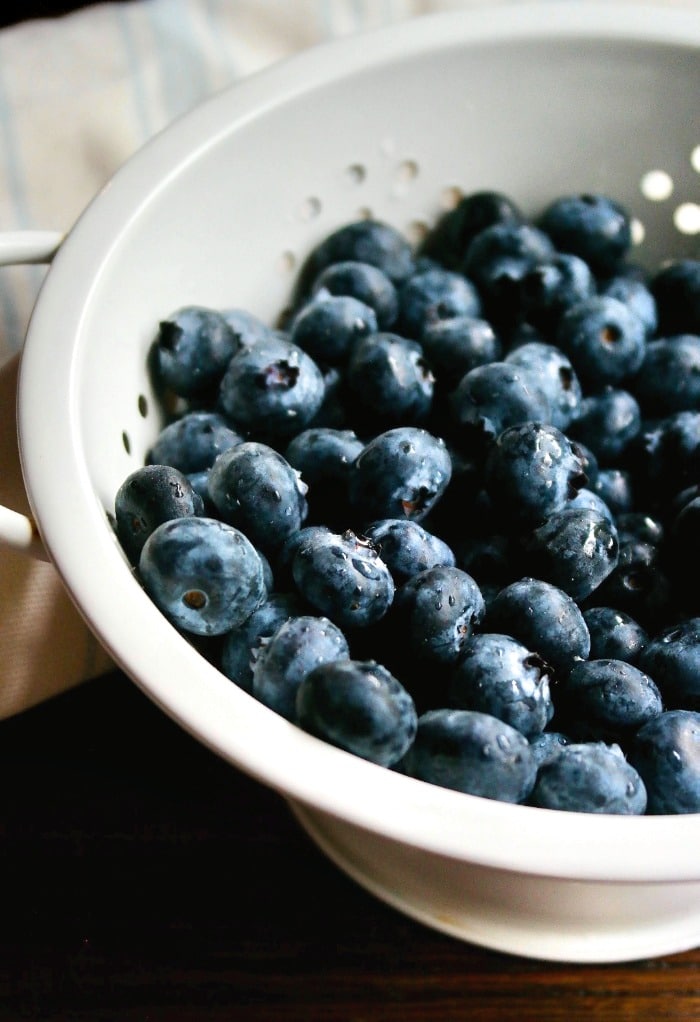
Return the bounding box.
[0,0,697,718]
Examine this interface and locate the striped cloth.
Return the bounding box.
[0,0,697,718]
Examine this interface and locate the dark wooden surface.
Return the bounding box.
[0,669,697,1022]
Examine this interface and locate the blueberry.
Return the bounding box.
[462,221,556,327]
[590,539,673,630]
[628,709,700,814]
[289,292,378,365]
[296,658,417,767]
[449,361,551,444]
[251,614,350,721]
[362,518,455,586]
[583,606,648,664]
[115,463,205,566]
[538,193,632,276]
[290,527,395,630]
[345,332,435,426]
[149,305,239,399]
[649,258,700,336]
[529,742,647,814]
[555,296,647,389]
[419,190,524,270]
[448,632,554,738]
[631,334,700,416]
[220,591,308,693]
[600,275,658,337]
[147,411,243,474]
[504,341,582,431]
[399,708,537,804]
[220,307,276,348]
[483,422,587,530]
[389,566,485,667]
[529,730,571,769]
[560,658,663,742]
[629,411,700,509]
[348,427,452,525]
[523,507,619,602]
[637,618,700,710]
[207,441,308,557]
[591,468,634,517]
[295,218,416,301]
[139,516,267,636]
[484,577,590,678]
[420,315,502,389]
[311,260,398,329]
[516,252,595,332]
[218,334,325,438]
[615,511,664,548]
[567,387,641,465]
[284,427,364,527]
[567,487,615,526]
[396,266,481,339]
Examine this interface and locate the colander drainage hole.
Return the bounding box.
[345,163,366,185]
[122,430,131,455]
[299,196,322,221]
[138,394,149,418]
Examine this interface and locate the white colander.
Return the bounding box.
[1,2,699,964]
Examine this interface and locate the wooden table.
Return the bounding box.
[0,669,696,1022]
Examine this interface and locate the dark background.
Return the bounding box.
[0,1,698,1019]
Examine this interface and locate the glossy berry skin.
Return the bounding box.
[449,361,551,442]
[628,709,700,814]
[631,411,700,508]
[567,387,641,466]
[139,516,267,636]
[390,566,485,667]
[396,266,481,339]
[600,275,658,337]
[485,577,590,678]
[649,258,700,336]
[147,411,243,474]
[529,742,647,815]
[295,218,416,300]
[348,427,452,525]
[538,193,632,276]
[220,307,276,348]
[296,658,417,767]
[637,618,700,710]
[591,539,673,631]
[311,260,398,329]
[483,422,587,530]
[115,463,205,566]
[419,190,524,271]
[291,528,395,630]
[567,487,615,526]
[218,334,325,438]
[362,519,455,586]
[207,441,308,557]
[560,658,664,742]
[583,606,648,664]
[523,507,619,603]
[504,341,582,431]
[251,614,350,721]
[284,427,363,527]
[555,296,646,389]
[462,221,555,292]
[289,292,378,366]
[631,334,700,416]
[421,315,501,388]
[448,632,554,739]
[220,591,308,694]
[150,305,239,399]
[529,731,570,768]
[591,468,634,517]
[345,332,435,426]
[515,252,595,332]
[399,708,537,804]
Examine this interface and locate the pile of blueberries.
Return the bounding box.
[115,189,700,816]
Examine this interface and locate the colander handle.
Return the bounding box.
[0,230,65,561]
